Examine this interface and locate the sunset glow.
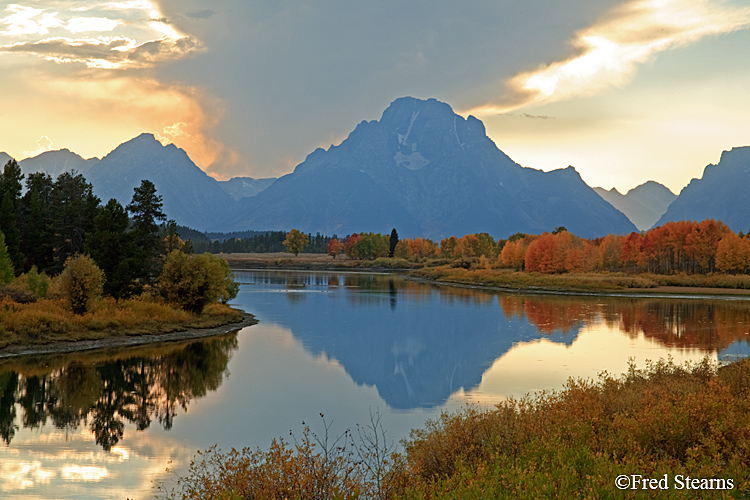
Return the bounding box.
[1,0,749,191]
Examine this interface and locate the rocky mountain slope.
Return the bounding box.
[655,146,750,232]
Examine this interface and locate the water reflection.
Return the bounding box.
[0,334,238,450]
[238,271,750,409]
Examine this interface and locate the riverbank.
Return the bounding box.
[0,313,254,359]
[410,266,750,298]
[221,253,750,298]
[0,297,254,357]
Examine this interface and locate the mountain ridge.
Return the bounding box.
[655,146,750,232]
[594,181,676,231]
[226,97,637,238]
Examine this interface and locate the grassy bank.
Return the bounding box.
[0,297,244,349]
[162,356,750,499]
[409,265,750,295]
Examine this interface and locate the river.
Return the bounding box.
[1,270,749,499]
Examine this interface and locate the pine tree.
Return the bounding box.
[50,172,100,272]
[19,172,54,272]
[86,199,138,299]
[389,228,399,258]
[126,180,166,286]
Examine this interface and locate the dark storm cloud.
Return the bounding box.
[151,0,626,177]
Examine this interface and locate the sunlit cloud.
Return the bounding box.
[66,16,119,33]
[0,1,199,68]
[470,0,750,115]
[23,135,53,157]
[0,4,62,36]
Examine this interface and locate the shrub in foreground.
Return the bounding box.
[60,254,105,314]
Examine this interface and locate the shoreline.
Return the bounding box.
[0,312,257,359]
[405,276,750,300]
[221,253,750,300]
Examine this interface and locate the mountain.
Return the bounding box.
[218,176,276,200]
[19,149,99,178]
[83,133,234,231]
[594,181,676,231]
[655,146,750,232]
[226,97,637,238]
[0,152,12,167]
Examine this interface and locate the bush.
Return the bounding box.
[158,251,239,314]
[60,254,105,314]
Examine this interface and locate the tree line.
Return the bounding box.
[192,230,334,254]
[0,159,236,313]
[279,219,750,276]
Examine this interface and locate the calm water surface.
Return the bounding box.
[2,270,750,499]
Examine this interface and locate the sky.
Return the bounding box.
[1,0,749,194]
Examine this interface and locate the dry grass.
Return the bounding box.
[0,296,243,348]
[160,357,750,499]
[410,266,659,292]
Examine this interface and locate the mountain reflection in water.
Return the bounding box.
[238,271,750,410]
[0,334,238,450]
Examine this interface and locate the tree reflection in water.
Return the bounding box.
[498,294,750,351]
[0,333,238,450]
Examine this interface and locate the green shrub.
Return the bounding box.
[26,266,49,298]
[158,251,239,314]
[60,254,105,314]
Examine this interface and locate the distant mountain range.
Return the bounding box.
[19,148,98,178]
[655,146,750,232]
[2,96,748,237]
[594,181,676,231]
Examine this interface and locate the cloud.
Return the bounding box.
[186,9,214,20]
[23,135,54,157]
[0,2,199,68]
[66,17,119,33]
[0,4,63,36]
[1,34,199,68]
[469,0,750,115]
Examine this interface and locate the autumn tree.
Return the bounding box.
[327,238,343,259]
[60,254,105,315]
[283,229,309,256]
[158,250,239,313]
[344,234,361,259]
[499,239,527,270]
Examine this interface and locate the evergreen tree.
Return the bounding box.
[0,159,23,202]
[389,228,399,258]
[20,173,54,272]
[50,172,100,272]
[0,193,22,272]
[126,180,166,286]
[86,199,138,299]
[0,160,24,273]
